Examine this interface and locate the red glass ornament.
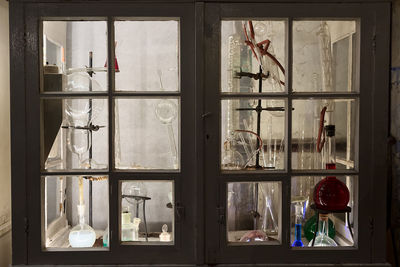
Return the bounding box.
[104,57,120,72]
[313,176,350,211]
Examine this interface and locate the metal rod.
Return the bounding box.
[346,211,354,239]
[143,200,148,242]
[88,51,93,227]
[253,182,259,230]
[311,212,319,247]
[255,66,263,168]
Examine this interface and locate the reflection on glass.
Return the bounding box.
[43,176,109,250]
[221,99,285,170]
[293,20,358,92]
[42,98,108,170]
[120,181,174,244]
[114,20,179,91]
[115,98,180,170]
[227,182,281,245]
[42,21,108,91]
[292,99,357,170]
[221,20,286,93]
[290,176,357,248]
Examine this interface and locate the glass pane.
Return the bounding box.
[42,98,108,171]
[42,21,108,92]
[292,98,358,170]
[227,181,281,245]
[293,20,358,92]
[114,20,179,91]
[221,20,286,93]
[221,99,286,170]
[290,176,357,247]
[115,98,180,170]
[120,180,174,244]
[43,175,109,250]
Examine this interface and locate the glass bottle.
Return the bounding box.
[159,224,172,242]
[291,203,304,247]
[121,206,136,241]
[308,213,337,247]
[103,226,109,247]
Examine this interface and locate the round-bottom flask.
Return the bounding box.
[69,204,96,248]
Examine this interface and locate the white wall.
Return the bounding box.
[0,0,12,266]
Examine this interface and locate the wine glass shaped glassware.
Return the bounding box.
[66,125,92,168]
[64,73,104,168]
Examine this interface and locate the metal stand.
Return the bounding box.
[62,51,106,226]
[235,66,285,169]
[88,52,93,227]
[121,195,151,242]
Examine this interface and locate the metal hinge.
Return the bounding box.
[175,202,185,222]
[372,32,377,54]
[24,217,29,234]
[369,217,374,236]
[217,206,225,226]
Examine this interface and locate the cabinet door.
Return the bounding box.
[204,2,389,264]
[22,3,197,265]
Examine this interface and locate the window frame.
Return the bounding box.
[15,2,198,265]
[203,2,390,265]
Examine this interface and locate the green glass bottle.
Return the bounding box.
[303,214,335,242]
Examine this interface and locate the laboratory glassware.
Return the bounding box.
[308,213,337,247]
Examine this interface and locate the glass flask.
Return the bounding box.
[239,230,268,242]
[68,204,96,248]
[68,177,96,248]
[222,138,244,170]
[308,213,337,247]
[303,214,335,242]
[261,183,278,235]
[291,203,304,247]
[314,125,350,210]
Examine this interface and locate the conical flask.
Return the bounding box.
[308,213,337,247]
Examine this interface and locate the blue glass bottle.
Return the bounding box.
[292,204,304,247]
